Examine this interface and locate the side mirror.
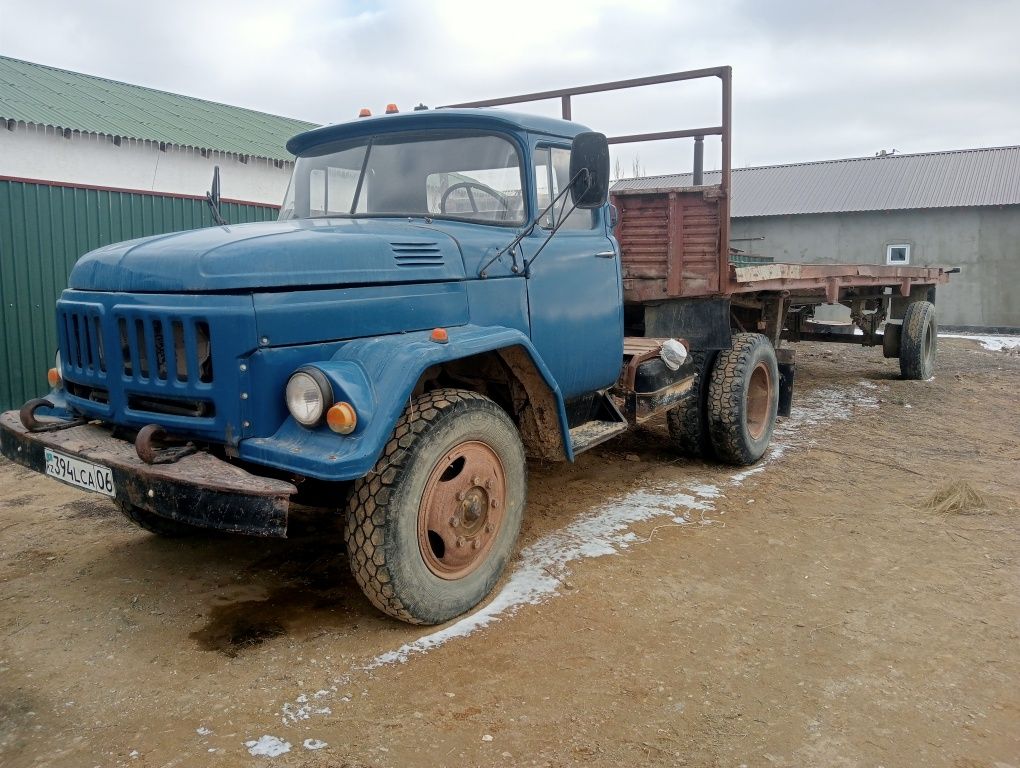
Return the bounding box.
[569,131,610,209]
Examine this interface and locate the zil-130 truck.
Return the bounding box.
[0,68,950,624]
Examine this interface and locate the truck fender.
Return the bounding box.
[330,324,573,462]
[239,325,572,483]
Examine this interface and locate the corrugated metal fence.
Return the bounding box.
[0,179,279,411]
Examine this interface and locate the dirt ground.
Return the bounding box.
[1,338,1018,768]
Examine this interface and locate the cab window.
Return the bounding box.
[533,146,595,230]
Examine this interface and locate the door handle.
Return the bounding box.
[594,250,616,258]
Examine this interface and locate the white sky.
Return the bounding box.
[1,0,1017,177]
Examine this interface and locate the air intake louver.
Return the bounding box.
[390,241,444,266]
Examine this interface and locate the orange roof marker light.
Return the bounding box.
[358,107,372,118]
[385,103,399,114]
[430,328,449,344]
[327,402,358,434]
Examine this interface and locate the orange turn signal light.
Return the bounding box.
[358,107,372,118]
[385,103,399,114]
[326,401,357,434]
[430,328,449,344]
[47,367,62,388]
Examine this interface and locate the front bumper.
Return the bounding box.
[0,411,296,537]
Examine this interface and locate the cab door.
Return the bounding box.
[523,145,623,400]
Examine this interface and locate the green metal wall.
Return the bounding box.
[0,179,279,411]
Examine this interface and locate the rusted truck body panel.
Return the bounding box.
[612,186,949,306]
[613,187,726,301]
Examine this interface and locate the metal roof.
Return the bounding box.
[612,145,1020,217]
[0,56,317,162]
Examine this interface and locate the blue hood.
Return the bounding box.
[68,219,466,292]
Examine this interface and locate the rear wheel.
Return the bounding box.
[706,333,779,466]
[344,388,526,625]
[899,300,937,380]
[666,350,716,458]
[117,502,203,537]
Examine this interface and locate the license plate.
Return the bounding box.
[44,448,116,498]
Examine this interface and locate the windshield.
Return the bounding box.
[279,131,525,225]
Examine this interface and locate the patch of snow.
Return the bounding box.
[940,333,1020,352]
[687,482,722,499]
[303,739,328,751]
[245,735,291,758]
[196,726,212,736]
[363,484,715,668]
[281,699,331,725]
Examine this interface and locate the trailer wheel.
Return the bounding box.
[666,350,717,458]
[344,388,526,625]
[899,300,937,380]
[117,502,202,537]
[706,333,779,466]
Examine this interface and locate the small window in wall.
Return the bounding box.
[886,244,911,265]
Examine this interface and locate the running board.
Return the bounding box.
[569,394,629,455]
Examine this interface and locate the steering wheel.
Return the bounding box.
[439,181,511,216]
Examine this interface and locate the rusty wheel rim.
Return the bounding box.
[746,361,772,441]
[418,441,506,580]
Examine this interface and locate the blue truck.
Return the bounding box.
[0,68,949,624]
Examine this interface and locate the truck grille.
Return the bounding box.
[56,292,251,442]
[61,308,106,375]
[116,317,213,384]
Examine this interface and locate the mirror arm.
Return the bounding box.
[478,169,587,278]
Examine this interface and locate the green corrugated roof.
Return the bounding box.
[0,56,318,162]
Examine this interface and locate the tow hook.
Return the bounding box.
[18,399,86,433]
[135,424,197,465]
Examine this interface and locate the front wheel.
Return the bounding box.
[706,333,780,466]
[344,388,526,625]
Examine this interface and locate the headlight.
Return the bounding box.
[48,350,63,389]
[285,368,332,427]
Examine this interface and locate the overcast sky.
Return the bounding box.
[1,0,1017,176]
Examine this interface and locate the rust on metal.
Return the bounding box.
[417,440,506,580]
[746,361,772,441]
[18,398,86,433]
[135,423,197,465]
[615,337,695,423]
[619,336,690,392]
[0,410,295,537]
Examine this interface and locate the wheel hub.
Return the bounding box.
[746,361,772,441]
[418,441,506,580]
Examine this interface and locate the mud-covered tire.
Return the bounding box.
[899,300,937,380]
[117,502,203,537]
[344,388,526,625]
[706,333,780,466]
[666,350,717,458]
